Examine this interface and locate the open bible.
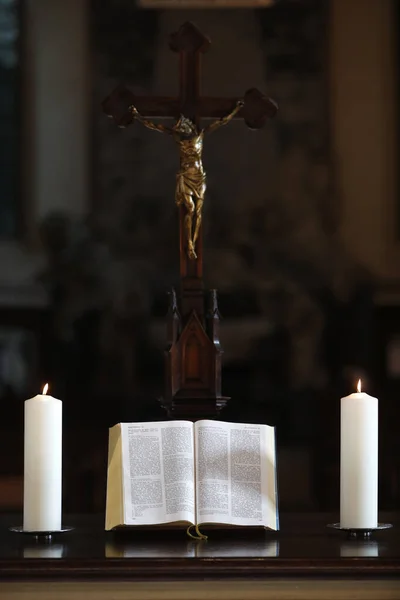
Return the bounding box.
[106,419,278,531]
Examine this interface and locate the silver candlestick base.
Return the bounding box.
[9,526,74,541]
[327,522,392,540]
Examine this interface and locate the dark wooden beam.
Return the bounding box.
[103,93,277,125]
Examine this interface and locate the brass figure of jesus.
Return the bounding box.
[130,100,244,260]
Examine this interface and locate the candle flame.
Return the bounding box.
[42,383,49,395]
[357,379,362,393]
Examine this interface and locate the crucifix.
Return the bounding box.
[103,21,277,420]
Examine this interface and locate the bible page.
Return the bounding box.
[121,421,195,526]
[195,420,277,529]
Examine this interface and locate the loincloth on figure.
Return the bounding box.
[175,170,206,207]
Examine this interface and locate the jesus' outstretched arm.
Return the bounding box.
[130,105,174,134]
[204,100,244,134]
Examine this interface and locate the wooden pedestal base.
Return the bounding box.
[161,287,230,421]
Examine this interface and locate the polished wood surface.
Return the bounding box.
[0,513,399,581]
[1,580,400,600]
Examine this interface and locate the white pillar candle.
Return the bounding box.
[340,380,378,529]
[23,384,62,531]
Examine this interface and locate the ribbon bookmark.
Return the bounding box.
[186,524,208,540]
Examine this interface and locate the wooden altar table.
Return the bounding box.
[0,513,399,599]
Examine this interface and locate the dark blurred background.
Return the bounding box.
[0,0,399,515]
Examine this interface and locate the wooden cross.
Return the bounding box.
[103,21,277,319]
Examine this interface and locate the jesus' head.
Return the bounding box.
[174,115,197,135]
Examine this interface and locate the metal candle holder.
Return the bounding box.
[327,522,392,540]
[9,526,74,541]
